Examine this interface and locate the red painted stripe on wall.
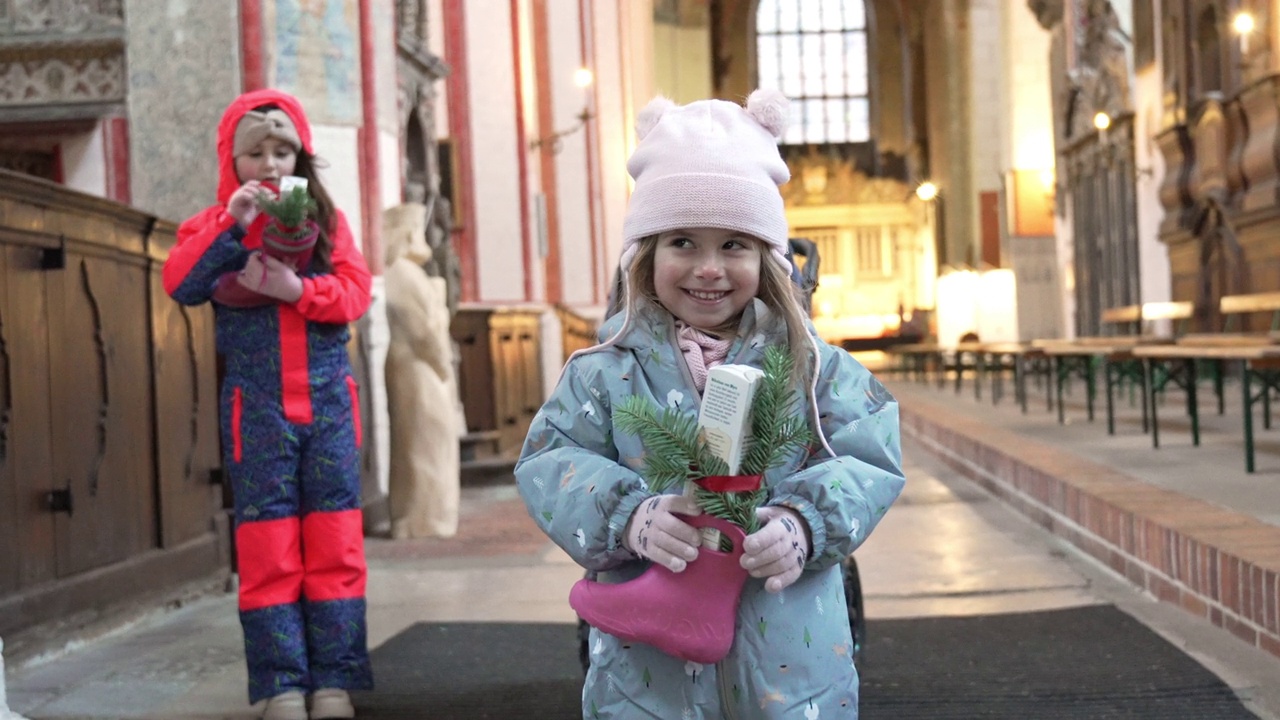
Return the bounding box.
[240,0,266,91]
[532,0,562,304]
[103,117,130,204]
[511,0,534,302]
[358,0,384,275]
[578,0,601,304]
[442,0,479,302]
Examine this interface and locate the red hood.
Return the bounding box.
[215,89,314,205]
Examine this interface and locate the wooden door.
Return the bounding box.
[451,309,494,434]
[150,268,221,549]
[489,315,523,455]
[46,254,156,577]
[0,242,57,593]
[514,314,542,443]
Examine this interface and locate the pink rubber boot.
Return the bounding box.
[569,514,748,664]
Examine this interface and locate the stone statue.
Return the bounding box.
[383,203,460,538]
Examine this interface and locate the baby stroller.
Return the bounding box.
[581,239,866,672]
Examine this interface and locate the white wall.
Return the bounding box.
[652,21,712,104]
[61,123,107,199]
[429,0,449,141]
[1002,2,1054,175]
[970,0,1004,197]
[313,124,365,253]
[592,0,632,301]
[1134,65,1171,305]
[467,0,526,302]
[548,0,596,306]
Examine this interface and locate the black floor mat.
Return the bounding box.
[354,622,581,719]
[355,605,1257,719]
[858,604,1258,718]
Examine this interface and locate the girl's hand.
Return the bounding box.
[227,180,265,229]
[741,505,811,593]
[623,495,703,572]
[237,252,304,303]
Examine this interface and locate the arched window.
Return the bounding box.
[756,0,869,144]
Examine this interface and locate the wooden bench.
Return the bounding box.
[1133,292,1280,472]
[1132,343,1280,472]
[1034,301,1193,431]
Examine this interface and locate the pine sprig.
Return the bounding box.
[739,346,814,476]
[615,345,812,533]
[616,396,728,492]
[256,185,316,229]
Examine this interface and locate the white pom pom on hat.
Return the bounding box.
[619,89,793,272]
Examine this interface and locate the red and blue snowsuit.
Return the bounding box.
[162,89,374,704]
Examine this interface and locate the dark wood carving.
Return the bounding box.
[0,170,223,637]
[1238,76,1280,211]
[79,260,109,497]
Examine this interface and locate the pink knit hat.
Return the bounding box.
[619,89,792,272]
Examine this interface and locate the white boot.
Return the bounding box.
[261,690,307,720]
[0,638,31,720]
[310,688,355,719]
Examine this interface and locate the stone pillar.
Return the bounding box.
[0,639,30,720]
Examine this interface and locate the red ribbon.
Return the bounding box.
[695,475,763,493]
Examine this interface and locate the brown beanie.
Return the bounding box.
[232,109,302,156]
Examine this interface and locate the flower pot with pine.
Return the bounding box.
[570,345,814,663]
[213,182,319,307]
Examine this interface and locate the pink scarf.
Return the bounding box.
[675,322,733,393]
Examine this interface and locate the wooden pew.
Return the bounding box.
[1133,292,1280,472]
[1035,302,1191,431]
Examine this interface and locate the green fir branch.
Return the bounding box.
[616,345,810,531]
[256,185,317,229]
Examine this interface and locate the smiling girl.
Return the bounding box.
[516,90,905,718]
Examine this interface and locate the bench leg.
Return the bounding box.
[1265,382,1273,431]
[1185,358,1199,447]
[1139,359,1149,433]
[1085,358,1096,422]
[1016,356,1028,414]
[1055,357,1066,425]
[1105,361,1116,435]
[1214,360,1224,416]
[1146,359,1161,449]
[1243,361,1256,473]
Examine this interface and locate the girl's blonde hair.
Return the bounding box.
[624,234,815,392]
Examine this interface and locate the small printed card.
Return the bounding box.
[690,364,764,549]
[280,175,308,194]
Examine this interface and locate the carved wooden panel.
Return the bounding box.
[1189,97,1229,203]
[150,259,220,549]
[1155,123,1194,233]
[1238,76,1280,211]
[0,243,10,595]
[0,240,57,592]
[449,308,543,457]
[47,254,155,577]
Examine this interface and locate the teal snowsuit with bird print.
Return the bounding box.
[516,298,905,719]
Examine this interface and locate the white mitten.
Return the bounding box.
[623,494,703,572]
[741,505,811,593]
[237,251,304,303]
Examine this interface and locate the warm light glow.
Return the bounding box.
[915,181,939,202]
[574,67,594,88]
[1039,168,1055,190]
[1233,12,1256,35]
[1093,112,1111,131]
